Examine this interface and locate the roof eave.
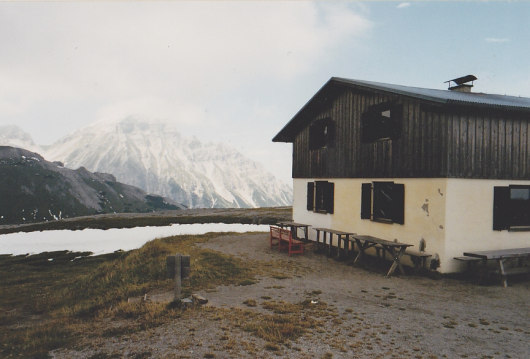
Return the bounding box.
[272,77,337,143]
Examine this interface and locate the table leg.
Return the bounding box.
[498,259,508,288]
[353,240,367,264]
[385,246,407,277]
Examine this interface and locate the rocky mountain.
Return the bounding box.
[43,118,292,208]
[0,146,183,225]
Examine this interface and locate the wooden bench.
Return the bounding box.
[404,249,432,273]
[274,227,304,256]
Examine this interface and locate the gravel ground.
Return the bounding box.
[52,233,530,359]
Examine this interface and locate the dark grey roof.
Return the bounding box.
[333,77,530,111]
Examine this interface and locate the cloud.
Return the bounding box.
[397,3,411,9]
[485,37,510,43]
[0,2,372,130]
[0,2,372,179]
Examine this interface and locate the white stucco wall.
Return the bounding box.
[444,179,530,272]
[293,178,530,273]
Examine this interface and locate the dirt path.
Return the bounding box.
[52,233,530,359]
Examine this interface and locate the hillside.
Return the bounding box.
[0,146,183,225]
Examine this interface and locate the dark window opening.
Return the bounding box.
[361,103,402,143]
[307,181,334,214]
[494,185,530,230]
[361,181,404,224]
[309,118,335,150]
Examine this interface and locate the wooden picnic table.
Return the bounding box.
[352,235,413,277]
[462,247,530,287]
[277,221,310,242]
[313,228,355,258]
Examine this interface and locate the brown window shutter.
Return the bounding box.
[392,183,405,225]
[307,182,315,211]
[493,186,509,230]
[361,183,372,219]
[326,182,334,214]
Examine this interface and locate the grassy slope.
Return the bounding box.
[0,233,262,358]
[0,208,295,358]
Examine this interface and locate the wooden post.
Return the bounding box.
[167,254,190,301]
[174,254,182,300]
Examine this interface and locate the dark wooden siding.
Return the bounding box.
[443,110,530,179]
[292,87,530,180]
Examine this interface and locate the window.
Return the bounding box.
[361,103,402,143]
[309,118,335,150]
[307,181,334,214]
[361,181,404,224]
[493,185,530,230]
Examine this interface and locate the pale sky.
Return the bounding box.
[1,1,529,184]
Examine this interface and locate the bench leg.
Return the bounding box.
[328,233,333,257]
[410,257,421,274]
[477,259,488,285]
[498,259,508,288]
[336,235,342,259]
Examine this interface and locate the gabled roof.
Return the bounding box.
[273,77,530,143]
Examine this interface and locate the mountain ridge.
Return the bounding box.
[0,146,183,225]
[42,118,292,208]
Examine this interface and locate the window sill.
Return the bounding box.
[371,218,394,224]
[508,226,530,232]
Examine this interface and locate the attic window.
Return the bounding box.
[361,103,402,143]
[493,185,530,231]
[309,118,335,150]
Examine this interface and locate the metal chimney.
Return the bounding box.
[445,75,477,93]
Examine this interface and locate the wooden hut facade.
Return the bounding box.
[273,77,530,272]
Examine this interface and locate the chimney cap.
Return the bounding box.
[445,75,477,91]
[445,74,477,86]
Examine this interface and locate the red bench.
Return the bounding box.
[270,226,304,256]
[270,226,281,249]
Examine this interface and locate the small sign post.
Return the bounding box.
[166,254,191,301]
